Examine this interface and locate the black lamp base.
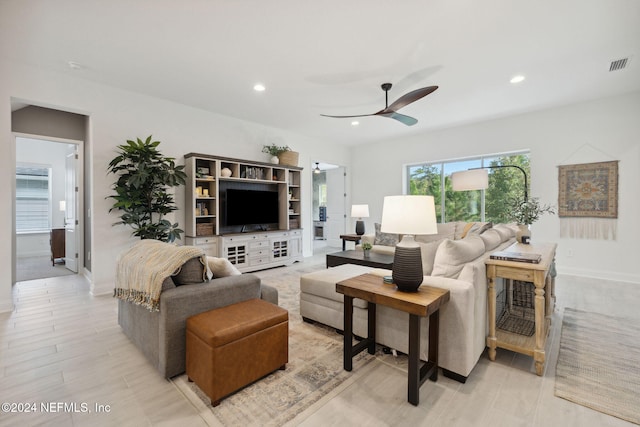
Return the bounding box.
[392,245,423,292]
[355,220,365,236]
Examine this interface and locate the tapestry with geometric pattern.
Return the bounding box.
[558,161,618,218]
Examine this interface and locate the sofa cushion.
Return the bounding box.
[479,229,502,251]
[415,222,456,243]
[300,264,369,308]
[161,276,176,291]
[173,257,207,285]
[207,256,241,278]
[431,235,486,279]
[373,222,400,246]
[493,224,516,242]
[419,240,443,275]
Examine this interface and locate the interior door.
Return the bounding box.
[324,167,346,248]
[64,145,78,272]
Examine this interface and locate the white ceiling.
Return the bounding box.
[2,0,639,146]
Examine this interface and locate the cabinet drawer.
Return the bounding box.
[192,237,217,245]
[250,256,270,266]
[250,240,270,250]
[249,249,269,258]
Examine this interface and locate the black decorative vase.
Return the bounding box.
[355,220,365,236]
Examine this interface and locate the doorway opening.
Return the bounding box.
[15,136,82,282]
[311,161,346,255]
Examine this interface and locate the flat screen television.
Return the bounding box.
[225,188,279,226]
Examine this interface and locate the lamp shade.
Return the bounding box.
[451,169,489,191]
[380,195,437,235]
[350,204,369,218]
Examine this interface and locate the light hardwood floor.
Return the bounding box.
[1,254,638,426]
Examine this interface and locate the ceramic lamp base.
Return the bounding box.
[355,220,365,236]
[392,240,423,292]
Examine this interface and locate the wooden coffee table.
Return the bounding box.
[326,250,394,269]
[336,274,450,406]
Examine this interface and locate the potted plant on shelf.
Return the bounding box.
[509,197,555,244]
[361,242,372,258]
[262,143,299,166]
[107,136,187,243]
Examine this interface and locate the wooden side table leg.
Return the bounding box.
[343,295,354,372]
[533,275,546,376]
[408,313,420,406]
[487,271,497,361]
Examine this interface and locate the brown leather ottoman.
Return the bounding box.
[186,298,288,406]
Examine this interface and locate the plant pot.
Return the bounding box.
[363,249,371,259]
[516,224,531,244]
[270,155,279,164]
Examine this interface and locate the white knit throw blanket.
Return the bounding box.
[114,240,206,311]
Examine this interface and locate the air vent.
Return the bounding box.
[609,58,628,72]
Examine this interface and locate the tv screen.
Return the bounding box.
[225,188,279,226]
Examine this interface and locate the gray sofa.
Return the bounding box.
[118,270,278,379]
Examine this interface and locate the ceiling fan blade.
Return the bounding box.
[320,113,375,119]
[376,111,418,126]
[385,86,438,112]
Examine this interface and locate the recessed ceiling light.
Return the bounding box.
[510,75,525,84]
[253,83,266,92]
[67,61,84,70]
[351,121,359,126]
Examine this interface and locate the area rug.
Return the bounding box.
[172,262,377,426]
[555,308,640,425]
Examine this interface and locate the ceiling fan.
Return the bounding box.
[321,83,438,126]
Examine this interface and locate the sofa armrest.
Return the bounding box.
[158,273,262,378]
[261,283,278,305]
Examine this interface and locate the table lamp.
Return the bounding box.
[351,204,369,235]
[381,195,437,292]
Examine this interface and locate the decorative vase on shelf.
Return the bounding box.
[270,156,279,164]
[516,224,531,244]
[220,167,232,177]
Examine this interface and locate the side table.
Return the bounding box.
[485,242,557,375]
[336,274,450,405]
[339,234,361,251]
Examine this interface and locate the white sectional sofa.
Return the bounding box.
[299,222,517,382]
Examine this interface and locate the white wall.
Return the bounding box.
[0,62,350,309]
[351,91,640,283]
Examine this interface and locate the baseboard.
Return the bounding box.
[557,267,640,285]
[90,279,113,296]
[0,298,14,314]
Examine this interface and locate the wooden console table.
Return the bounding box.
[485,242,557,375]
[336,274,449,405]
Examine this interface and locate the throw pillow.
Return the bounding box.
[431,235,486,279]
[373,223,399,246]
[462,222,493,238]
[479,229,502,251]
[415,222,456,243]
[493,224,515,242]
[172,257,207,285]
[207,256,241,278]
[161,276,176,291]
[418,240,443,276]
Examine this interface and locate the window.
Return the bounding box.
[407,152,530,223]
[16,165,51,232]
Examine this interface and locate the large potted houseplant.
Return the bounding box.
[107,136,187,242]
[509,197,555,243]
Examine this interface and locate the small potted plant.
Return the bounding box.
[361,242,372,258]
[509,197,555,243]
[262,144,290,164]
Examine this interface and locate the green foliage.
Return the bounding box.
[107,136,187,242]
[409,154,531,223]
[509,197,555,225]
[361,242,372,251]
[262,144,290,156]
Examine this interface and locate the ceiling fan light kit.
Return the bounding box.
[321,82,438,126]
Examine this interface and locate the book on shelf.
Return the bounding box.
[490,251,542,264]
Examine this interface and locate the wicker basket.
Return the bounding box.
[196,223,214,236]
[278,150,299,166]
